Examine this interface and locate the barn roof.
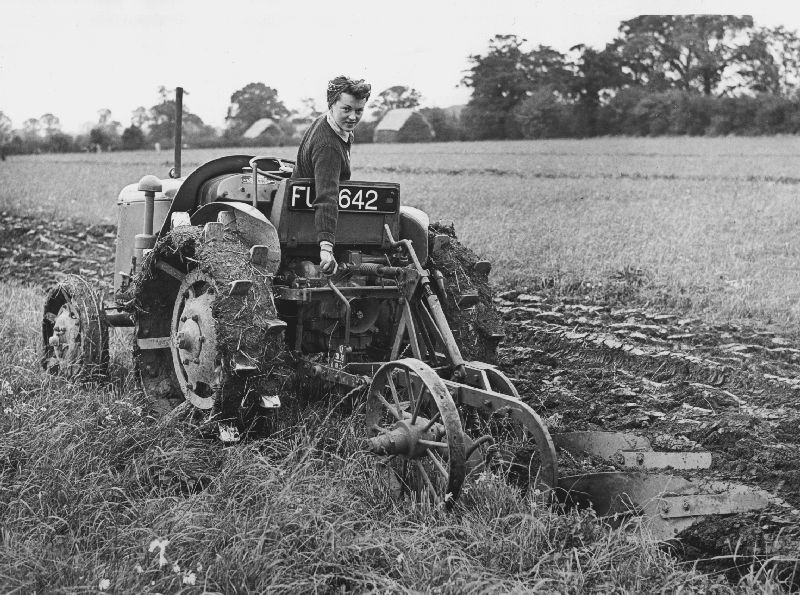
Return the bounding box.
[243,118,278,139]
[374,108,416,132]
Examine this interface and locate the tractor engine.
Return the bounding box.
[275,255,399,360]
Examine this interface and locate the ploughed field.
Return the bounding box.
[2,138,800,591]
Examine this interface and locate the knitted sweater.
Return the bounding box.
[291,114,351,244]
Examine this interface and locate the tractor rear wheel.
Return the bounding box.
[132,224,286,426]
[42,275,109,381]
[366,358,467,507]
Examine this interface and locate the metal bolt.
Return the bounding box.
[183,358,190,365]
[682,498,690,512]
[194,358,200,364]
[192,314,200,322]
[183,291,190,299]
[636,453,645,465]
[180,315,187,323]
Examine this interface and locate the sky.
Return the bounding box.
[2,0,800,134]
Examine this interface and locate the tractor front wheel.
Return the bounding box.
[42,275,109,381]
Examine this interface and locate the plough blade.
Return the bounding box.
[554,431,712,470]
[558,472,777,540]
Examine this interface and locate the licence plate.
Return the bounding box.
[287,182,398,213]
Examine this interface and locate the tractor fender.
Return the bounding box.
[400,206,430,264]
[190,202,281,274]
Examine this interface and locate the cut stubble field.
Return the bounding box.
[2,138,800,592]
[4,136,800,327]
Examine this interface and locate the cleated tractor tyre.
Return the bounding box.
[131,224,286,425]
[42,275,109,381]
[427,221,504,364]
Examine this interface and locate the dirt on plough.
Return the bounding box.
[2,212,799,571]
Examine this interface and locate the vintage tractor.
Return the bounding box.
[40,95,558,506]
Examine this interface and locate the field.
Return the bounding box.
[1,138,800,592]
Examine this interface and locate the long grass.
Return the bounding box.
[3,137,800,327]
[0,281,788,593]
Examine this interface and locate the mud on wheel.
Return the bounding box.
[131,224,286,424]
[42,275,109,381]
[366,358,467,507]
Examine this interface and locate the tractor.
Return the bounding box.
[40,92,558,506]
[39,91,782,534]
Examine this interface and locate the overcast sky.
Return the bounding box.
[2,0,799,133]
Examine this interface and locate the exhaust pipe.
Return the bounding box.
[172,86,183,178]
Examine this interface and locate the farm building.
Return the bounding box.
[373,109,434,143]
[242,118,281,140]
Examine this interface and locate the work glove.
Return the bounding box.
[320,241,338,275]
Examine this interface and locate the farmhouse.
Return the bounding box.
[373,108,434,143]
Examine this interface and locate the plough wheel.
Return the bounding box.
[459,364,558,491]
[366,358,467,507]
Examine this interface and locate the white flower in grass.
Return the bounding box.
[148,538,170,568]
[172,561,181,574]
[98,578,111,591]
[134,564,144,574]
[218,423,240,443]
[182,571,197,585]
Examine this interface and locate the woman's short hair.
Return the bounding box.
[327,76,371,108]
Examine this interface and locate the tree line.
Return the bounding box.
[3,15,800,154]
[461,16,800,139]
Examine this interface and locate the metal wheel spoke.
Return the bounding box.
[377,392,403,421]
[415,460,441,504]
[418,439,449,449]
[387,374,404,413]
[426,449,449,480]
[410,376,426,425]
[422,410,442,433]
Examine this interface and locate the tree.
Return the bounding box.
[370,85,422,118]
[97,108,112,127]
[147,86,213,145]
[614,15,755,95]
[739,26,800,96]
[300,97,323,118]
[419,107,464,141]
[513,85,573,139]
[121,125,146,150]
[22,118,41,140]
[0,111,12,144]
[461,35,571,139]
[568,44,629,135]
[89,127,111,151]
[225,82,289,137]
[131,106,148,128]
[44,132,74,153]
[39,113,61,137]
